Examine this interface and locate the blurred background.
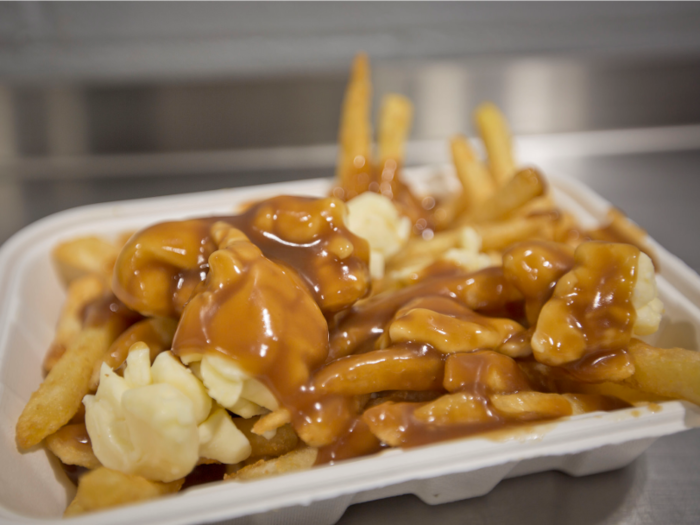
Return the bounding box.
[2,3,700,525]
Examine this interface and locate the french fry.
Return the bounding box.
[490,392,573,420]
[335,53,372,197]
[43,274,108,374]
[451,135,495,215]
[63,467,183,517]
[234,416,299,459]
[45,423,100,469]
[250,408,291,436]
[387,228,462,267]
[17,327,114,449]
[562,393,631,415]
[623,339,700,404]
[476,215,554,252]
[378,94,413,168]
[314,347,444,395]
[228,447,318,481]
[363,394,493,447]
[517,360,669,405]
[52,236,120,286]
[414,393,494,426]
[468,167,546,224]
[474,102,516,187]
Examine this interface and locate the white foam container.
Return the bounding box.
[1,171,700,525]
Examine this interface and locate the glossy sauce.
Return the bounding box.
[113,196,371,318]
[108,194,641,464]
[502,241,575,326]
[329,267,524,360]
[531,242,638,379]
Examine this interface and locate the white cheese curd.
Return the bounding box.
[632,252,664,336]
[440,226,494,272]
[84,344,251,482]
[198,406,251,464]
[345,192,411,279]
[197,353,279,418]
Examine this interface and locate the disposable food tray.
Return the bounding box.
[1,171,699,524]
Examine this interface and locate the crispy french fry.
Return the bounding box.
[468,167,546,224]
[44,274,108,374]
[378,94,413,169]
[17,327,114,449]
[335,53,372,198]
[624,339,700,404]
[451,135,495,214]
[234,416,299,459]
[45,423,100,469]
[63,467,183,517]
[474,102,516,187]
[52,236,120,286]
[250,408,291,436]
[229,447,318,481]
[490,392,573,420]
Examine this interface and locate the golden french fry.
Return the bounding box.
[43,274,108,374]
[17,327,114,449]
[314,347,444,395]
[63,467,183,517]
[335,53,372,197]
[476,215,553,252]
[623,339,700,404]
[363,394,494,447]
[517,360,669,405]
[510,194,556,218]
[451,135,495,214]
[250,408,291,436]
[229,447,318,481]
[562,393,631,415]
[468,167,546,224]
[52,236,120,286]
[490,392,573,421]
[387,229,461,267]
[378,94,413,168]
[414,393,493,426]
[474,102,516,187]
[234,416,299,459]
[45,423,100,469]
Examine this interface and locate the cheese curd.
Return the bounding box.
[632,252,664,336]
[346,192,411,279]
[440,227,495,272]
[185,353,279,419]
[84,344,251,482]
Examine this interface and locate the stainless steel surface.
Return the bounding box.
[3,56,700,162]
[2,3,700,82]
[2,54,700,524]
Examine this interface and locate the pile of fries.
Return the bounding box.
[14,54,700,518]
